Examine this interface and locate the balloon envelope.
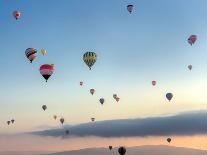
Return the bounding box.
[188,35,197,45]
[152,80,156,86]
[25,48,37,63]
[127,5,134,13]
[90,89,95,95]
[13,10,21,20]
[99,98,105,105]
[188,65,192,70]
[167,138,171,143]
[41,49,47,56]
[118,147,126,155]
[166,93,173,101]
[39,64,55,82]
[83,52,97,70]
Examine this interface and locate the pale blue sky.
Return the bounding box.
[1,0,207,133]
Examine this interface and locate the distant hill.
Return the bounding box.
[41,145,207,155]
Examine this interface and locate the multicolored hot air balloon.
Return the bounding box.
[188,35,197,45]
[91,118,95,122]
[167,138,171,143]
[109,146,113,150]
[90,89,95,95]
[80,81,83,86]
[127,5,134,14]
[13,10,21,20]
[42,105,47,111]
[25,48,37,63]
[60,117,64,125]
[41,49,47,56]
[118,147,126,155]
[83,52,97,70]
[39,64,54,82]
[99,98,105,105]
[188,65,192,71]
[166,93,173,102]
[152,80,156,86]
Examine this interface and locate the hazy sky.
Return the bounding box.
[1,0,207,151]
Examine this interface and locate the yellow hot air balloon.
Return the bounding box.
[83,51,97,70]
[41,49,47,56]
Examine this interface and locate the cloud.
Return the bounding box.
[32,111,207,137]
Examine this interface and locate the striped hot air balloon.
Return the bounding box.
[39,64,54,82]
[25,48,37,63]
[83,52,97,70]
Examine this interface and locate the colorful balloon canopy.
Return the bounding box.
[42,105,47,111]
[39,64,55,82]
[83,52,97,70]
[13,10,21,20]
[127,5,134,14]
[25,48,37,63]
[118,147,126,155]
[41,49,47,56]
[166,93,173,101]
[188,35,197,45]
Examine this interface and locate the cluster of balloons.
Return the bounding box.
[7,119,15,125]
[113,94,120,102]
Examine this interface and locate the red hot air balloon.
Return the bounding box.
[188,35,197,45]
[152,80,156,86]
[39,64,55,82]
[13,10,21,20]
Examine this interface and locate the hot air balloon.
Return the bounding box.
[115,97,120,102]
[53,115,57,120]
[39,64,54,82]
[65,130,69,135]
[118,147,126,155]
[42,105,47,111]
[188,35,197,45]
[99,98,105,105]
[109,146,113,150]
[188,65,192,71]
[166,93,173,102]
[25,48,37,63]
[167,138,171,143]
[127,5,134,14]
[60,117,64,124]
[13,10,21,20]
[80,81,83,86]
[7,121,10,125]
[113,94,117,99]
[91,118,95,122]
[83,51,97,70]
[152,80,156,86]
[11,119,15,124]
[90,89,95,95]
[41,49,47,56]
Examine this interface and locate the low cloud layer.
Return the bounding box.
[32,111,207,137]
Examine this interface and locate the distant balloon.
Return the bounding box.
[109,146,113,150]
[53,115,57,120]
[127,5,134,14]
[188,35,197,46]
[13,10,21,20]
[39,64,55,82]
[80,81,83,86]
[118,147,126,155]
[113,94,117,99]
[115,97,120,102]
[167,138,171,143]
[152,80,156,86]
[166,93,173,102]
[91,118,95,122]
[90,89,95,95]
[188,65,192,71]
[83,51,97,70]
[99,98,105,105]
[60,117,64,124]
[25,48,37,63]
[7,121,10,125]
[65,130,69,135]
[41,49,47,56]
[11,119,15,124]
[42,105,47,111]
